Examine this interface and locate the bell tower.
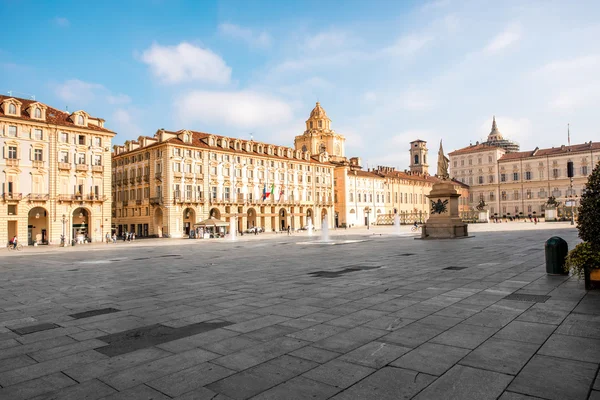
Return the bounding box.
[409,139,429,175]
[294,102,346,162]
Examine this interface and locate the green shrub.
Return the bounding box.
[565,242,600,278]
[577,161,600,250]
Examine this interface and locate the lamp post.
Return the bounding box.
[61,214,67,247]
[366,207,371,230]
[568,177,576,226]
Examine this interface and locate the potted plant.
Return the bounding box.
[565,161,600,289]
[565,242,600,289]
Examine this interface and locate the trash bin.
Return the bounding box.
[545,236,568,275]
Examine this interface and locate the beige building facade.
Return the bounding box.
[449,118,600,218]
[112,119,335,238]
[0,95,115,246]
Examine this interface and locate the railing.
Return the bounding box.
[27,193,49,201]
[136,176,142,183]
[58,162,71,170]
[150,197,163,205]
[136,199,142,205]
[5,159,19,167]
[129,177,136,184]
[184,172,194,179]
[3,193,22,201]
[143,175,150,182]
[76,164,88,172]
[174,171,183,178]
[87,194,106,201]
[155,172,162,179]
[92,165,103,172]
[122,200,128,206]
[32,160,44,168]
[58,194,75,201]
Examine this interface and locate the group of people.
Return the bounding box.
[104,232,136,243]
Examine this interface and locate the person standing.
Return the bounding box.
[106,232,110,244]
[112,233,117,243]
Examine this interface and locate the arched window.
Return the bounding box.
[8,104,16,114]
[414,155,419,164]
[309,121,313,129]
[77,115,84,125]
[34,108,41,118]
[319,143,326,153]
[318,120,322,128]
[184,134,189,142]
[302,145,307,152]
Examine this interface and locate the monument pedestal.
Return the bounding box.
[545,208,556,221]
[422,181,468,239]
[478,210,489,223]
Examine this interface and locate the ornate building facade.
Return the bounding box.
[0,95,115,245]
[112,121,335,238]
[449,117,600,218]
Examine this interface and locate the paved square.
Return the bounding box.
[1,225,599,399]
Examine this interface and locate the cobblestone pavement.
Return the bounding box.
[0,224,598,399]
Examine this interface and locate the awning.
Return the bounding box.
[194,217,229,227]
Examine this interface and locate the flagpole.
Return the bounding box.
[567,123,570,146]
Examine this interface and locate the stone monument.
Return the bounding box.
[421,140,468,239]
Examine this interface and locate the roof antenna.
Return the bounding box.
[66,105,69,112]
[249,132,254,141]
[567,123,570,146]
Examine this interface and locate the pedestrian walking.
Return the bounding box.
[112,233,117,243]
[106,232,110,244]
[287,226,291,236]
[132,232,136,241]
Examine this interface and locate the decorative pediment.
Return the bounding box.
[1,98,22,116]
[26,102,47,120]
[70,110,90,126]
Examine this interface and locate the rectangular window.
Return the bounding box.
[224,187,230,200]
[488,175,494,183]
[60,132,68,142]
[582,166,588,175]
[500,173,506,182]
[33,129,43,140]
[513,172,519,181]
[77,153,85,164]
[525,171,532,180]
[60,151,68,163]
[210,166,217,175]
[552,168,559,178]
[78,135,86,145]
[8,126,17,137]
[478,176,484,184]
[514,191,520,200]
[211,187,217,199]
[34,149,43,161]
[173,163,181,172]
[8,146,17,159]
[94,155,102,166]
[94,137,101,147]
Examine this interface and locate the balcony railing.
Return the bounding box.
[76,164,88,172]
[5,158,19,167]
[129,177,136,184]
[32,160,44,168]
[173,171,183,178]
[58,162,71,170]
[58,194,76,202]
[143,175,150,182]
[3,193,22,201]
[27,193,49,201]
[155,172,162,180]
[184,172,194,179]
[87,194,106,201]
[136,176,142,183]
[92,165,103,173]
[136,199,142,205]
[150,197,163,205]
[123,200,128,206]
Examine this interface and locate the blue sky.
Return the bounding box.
[1,0,599,170]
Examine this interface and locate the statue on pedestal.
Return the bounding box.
[437,140,450,180]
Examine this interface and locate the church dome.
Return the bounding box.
[309,102,328,120]
[488,115,504,141]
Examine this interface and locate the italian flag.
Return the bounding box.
[270,183,275,198]
[263,185,269,200]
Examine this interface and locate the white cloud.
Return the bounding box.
[141,42,231,84]
[112,108,143,137]
[53,17,69,27]
[175,91,293,129]
[218,23,272,49]
[107,93,132,105]
[305,31,351,51]
[395,89,436,111]
[485,24,521,53]
[383,34,433,56]
[538,55,600,75]
[53,79,104,105]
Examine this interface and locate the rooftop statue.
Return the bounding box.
[437,140,450,180]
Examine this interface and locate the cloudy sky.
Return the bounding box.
[1,0,599,169]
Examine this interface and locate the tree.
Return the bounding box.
[577,161,600,250]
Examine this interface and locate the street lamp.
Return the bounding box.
[567,179,577,226]
[61,214,67,247]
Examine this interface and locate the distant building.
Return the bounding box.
[449,117,600,218]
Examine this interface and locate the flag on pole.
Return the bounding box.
[278,189,284,202]
[262,185,269,200]
[270,183,275,200]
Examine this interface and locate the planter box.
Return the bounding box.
[584,266,600,290]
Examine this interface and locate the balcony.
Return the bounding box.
[174,171,183,178]
[76,164,88,172]
[87,194,106,202]
[182,195,204,204]
[3,193,22,201]
[5,158,19,167]
[150,197,163,205]
[92,165,103,173]
[136,199,142,205]
[129,177,136,185]
[58,194,76,202]
[27,193,49,201]
[155,172,162,180]
[184,172,194,179]
[136,176,142,183]
[58,162,71,170]
[32,160,44,168]
[143,175,150,182]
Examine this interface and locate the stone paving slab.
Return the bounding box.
[0,226,598,399]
